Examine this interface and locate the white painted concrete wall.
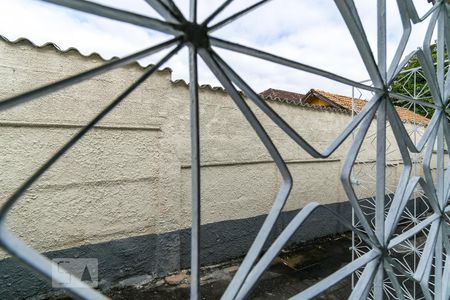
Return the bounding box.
[0,39,428,258]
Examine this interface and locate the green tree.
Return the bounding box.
[391,44,448,118]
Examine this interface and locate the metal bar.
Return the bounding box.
[0,38,181,112]
[441,118,450,201]
[377,0,387,82]
[210,37,380,93]
[143,0,184,23]
[189,45,201,300]
[389,91,439,109]
[234,202,321,300]
[384,100,414,243]
[435,226,444,300]
[414,219,440,282]
[441,224,450,300]
[235,201,376,300]
[334,0,383,88]
[445,11,450,101]
[0,0,447,299]
[198,48,293,300]
[421,116,440,190]
[384,259,406,300]
[417,49,444,107]
[341,97,383,243]
[190,0,197,23]
[348,259,378,300]
[40,0,181,35]
[202,0,234,26]
[290,250,380,300]
[0,43,183,220]
[405,0,440,23]
[0,226,109,300]
[434,7,447,297]
[388,47,416,86]
[384,177,420,241]
[386,98,441,153]
[208,0,271,32]
[160,0,186,23]
[374,96,387,300]
[373,4,388,292]
[210,49,383,160]
[388,213,440,249]
[387,0,412,83]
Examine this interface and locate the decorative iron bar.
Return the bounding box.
[350,44,448,299]
[0,0,449,299]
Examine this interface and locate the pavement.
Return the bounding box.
[105,234,353,300]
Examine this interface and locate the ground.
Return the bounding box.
[104,234,352,300]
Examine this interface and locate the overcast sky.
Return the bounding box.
[0,0,436,98]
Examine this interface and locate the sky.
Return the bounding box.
[0,0,436,98]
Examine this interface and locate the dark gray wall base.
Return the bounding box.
[0,197,426,299]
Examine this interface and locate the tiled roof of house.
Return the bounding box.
[259,88,305,105]
[300,89,430,125]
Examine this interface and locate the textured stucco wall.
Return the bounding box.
[0,39,427,261]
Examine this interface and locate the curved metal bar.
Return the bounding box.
[386,99,441,152]
[386,0,412,84]
[234,202,375,299]
[0,0,448,299]
[384,177,422,241]
[388,49,418,86]
[405,0,441,24]
[340,98,383,243]
[421,114,441,191]
[0,226,109,300]
[383,100,414,243]
[210,49,383,160]
[417,49,444,107]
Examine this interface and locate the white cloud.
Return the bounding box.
[0,0,436,98]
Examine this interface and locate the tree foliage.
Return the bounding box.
[391,44,449,118]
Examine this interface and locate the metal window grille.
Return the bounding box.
[0,1,449,299]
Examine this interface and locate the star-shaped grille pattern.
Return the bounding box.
[0,0,449,299]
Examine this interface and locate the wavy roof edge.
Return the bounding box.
[0,35,234,92]
[0,34,172,71]
[0,35,428,122]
